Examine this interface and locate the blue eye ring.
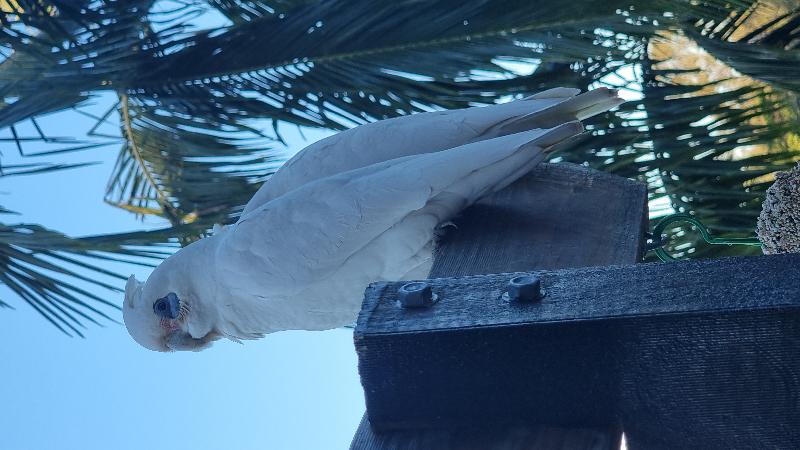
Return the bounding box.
[153,292,181,319]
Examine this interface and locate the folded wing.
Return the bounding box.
[240,88,621,216]
[214,123,582,334]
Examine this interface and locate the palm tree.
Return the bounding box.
[1,0,798,333]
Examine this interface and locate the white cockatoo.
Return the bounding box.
[123,87,622,351]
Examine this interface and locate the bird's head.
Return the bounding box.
[123,269,220,352]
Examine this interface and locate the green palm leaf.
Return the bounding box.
[0,216,190,336]
[106,93,277,225]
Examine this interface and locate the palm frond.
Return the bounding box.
[106,93,278,226]
[551,4,800,260]
[205,0,310,22]
[0,219,190,335]
[0,161,96,175]
[134,1,641,128]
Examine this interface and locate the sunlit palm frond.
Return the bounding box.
[106,93,278,226]
[685,9,800,93]
[135,0,646,129]
[551,3,800,260]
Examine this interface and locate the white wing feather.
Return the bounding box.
[124,88,624,350]
[241,88,621,216]
[210,123,582,335]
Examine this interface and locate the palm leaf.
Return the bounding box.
[682,4,800,92]
[205,0,312,22]
[0,218,193,335]
[551,4,800,260]
[106,93,278,225]
[134,0,641,129]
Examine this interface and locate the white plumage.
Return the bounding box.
[123,87,622,351]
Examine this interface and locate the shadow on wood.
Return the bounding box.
[431,162,647,277]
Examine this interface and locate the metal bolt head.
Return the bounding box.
[506,275,541,302]
[398,282,436,308]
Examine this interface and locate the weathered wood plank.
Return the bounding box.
[356,253,800,449]
[352,163,648,449]
[430,162,648,277]
[350,415,621,450]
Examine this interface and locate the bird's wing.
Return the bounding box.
[241,88,621,216]
[217,122,582,301]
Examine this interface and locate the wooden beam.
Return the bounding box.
[356,253,800,448]
[352,163,648,449]
[350,415,620,450]
[430,162,648,277]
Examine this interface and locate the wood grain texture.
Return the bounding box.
[430,162,648,277]
[352,163,648,450]
[359,254,800,335]
[357,253,800,448]
[350,415,621,450]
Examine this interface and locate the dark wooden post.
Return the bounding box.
[351,162,648,450]
[355,254,800,449]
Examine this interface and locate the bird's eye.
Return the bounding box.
[153,293,181,319]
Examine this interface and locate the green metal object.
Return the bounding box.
[648,213,762,262]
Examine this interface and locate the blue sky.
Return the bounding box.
[0,94,365,449]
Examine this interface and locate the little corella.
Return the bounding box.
[123,88,622,351]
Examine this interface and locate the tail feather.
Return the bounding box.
[532,120,584,148]
[433,122,585,208]
[488,88,621,136]
[489,122,584,194]
[572,88,625,120]
[243,87,622,218]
